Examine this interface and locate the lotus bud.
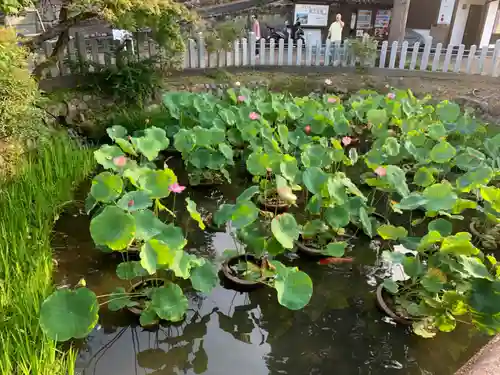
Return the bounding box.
[277,186,297,205]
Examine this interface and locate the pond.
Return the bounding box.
[52,169,488,375]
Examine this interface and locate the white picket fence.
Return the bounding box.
[38,31,500,78]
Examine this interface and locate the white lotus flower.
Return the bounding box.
[324,79,332,85]
[235,81,241,87]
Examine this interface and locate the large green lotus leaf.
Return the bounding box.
[90,206,135,250]
[452,198,478,214]
[302,219,329,237]
[40,288,99,341]
[423,183,457,212]
[367,108,388,125]
[440,232,478,256]
[332,108,350,135]
[339,174,366,199]
[277,124,289,150]
[116,261,148,280]
[132,127,170,161]
[435,313,457,333]
[174,129,196,153]
[456,166,494,193]
[271,213,299,249]
[236,186,260,203]
[193,127,224,147]
[301,144,332,168]
[231,201,259,228]
[458,255,492,279]
[132,209,167,241]
[383,137,400,157]
[412,320,437,338]
[303,167,328,195]
[455,148,486,171]
[414,167,435,187]
[218,143,234,162]
[395,193,428,210]
[306,194,322,215]
[168,251,204,279]
[480,186,500,212]
[246,152,272,176]
[108,287,139,311]
[436,101,460,123]
[106,125,128,140]
[327,176,348,205]
[94,145,125,171]
[428,219,453,236]
[271,261,313,310]
[280,155,299,182]
[386,165,410,198]
[430,141,456,163]
[324,205,350,229]
[420,272,445,293]
[154,224,187,252]
[115,137,137,156]
[325,242,346,257]
[140,242,159,274]
[90,172,123,203]
[117,191,152,212]
[151,284,188,322]
[377,224,408,240]
[190,262,219,294]
[427,122,447,140]
[417,231,443,251]
[186,198,206,230]
[358,206,373,238]
[123,165,149,187]
[213,204,235,227]
[330,139,346,162]
[403,256,424,278]
[139,169,177,199]
[285,102,302,120]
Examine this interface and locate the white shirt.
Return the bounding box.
[328,21,343,42]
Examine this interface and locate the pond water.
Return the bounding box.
[52,164,489,375]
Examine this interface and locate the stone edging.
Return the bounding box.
[455,335,500,375]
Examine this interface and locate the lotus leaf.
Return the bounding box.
[325,242,346,257]
[271,213,300,249]
[132,209,167,241]
[428,219,453,237]
[377,224,408,240]
[90,206,135,250]
[303,167,328,195]
[231,201,259,228]
[423,183,457,212]
[117,191,152,212]
[413,167,436,187]
[108,287,138,311]
[116,261,149,280]
[324,205,350,229]
[190,262,219,294]
[271,261,313,310]
[132,127,170,161]
[40,288,99,341]
[90,172,123,203]
[139,169,177,199]
[386,165,410,197]
[94,145,125,171]
[440,232,478,256]
[150,284,188,322]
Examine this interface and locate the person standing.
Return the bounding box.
[327,13,344,66]
[251,14,261,56]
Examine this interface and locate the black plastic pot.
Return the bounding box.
[256,194,290,213]
[375,283,413,325]
[295,239,327,257]
[221,254,265,290]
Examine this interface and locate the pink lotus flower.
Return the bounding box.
[304,125,311,134]
[249,112,260,120]
[387,92,396,100]
[375,167,387,177]
[113,156,127,167]
[169,182,186,194]
[237,95,245,102]
[327,97,337,104]
[342,136,352,146]
[128,200,134,207]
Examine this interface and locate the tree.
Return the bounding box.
[0,0,197,76]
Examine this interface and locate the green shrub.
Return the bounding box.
[0,27,45,139]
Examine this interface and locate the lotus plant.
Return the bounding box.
[39,125,219,341]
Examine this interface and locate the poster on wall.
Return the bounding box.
[374,9,391,28]
[293,4,330,27]
[437,0,456,25]
[357,10,372,29]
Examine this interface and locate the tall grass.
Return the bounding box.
[0,133,95,375]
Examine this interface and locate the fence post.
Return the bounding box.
[233,39,240,67]
[314,41,321,66]
[379,40,388,68]
[75,32,87,72]
[188,39,196,68]
[197,32,205,69]
[431,43,442,72]
[409,42,419,70]
[296,39,303,65]
[466,45,477,74]
[491,39,500,77]
[278,38,284,65]
[242,37,248,66]
[399,41,408,69]
[442,44,453,72]
[478,45,488,74]
[389,41,398,69]
[249,31,256,66]
[325,40,331,66]
[453,44,465,73]
[260,38,266,65]
[270,38,275,66]
[305,33,312,66]
[420,36,433,71]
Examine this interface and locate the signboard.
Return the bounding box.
[293,4,330,27]
[437,0,456,25]
[374,9,391,28]
[357,10,372,30]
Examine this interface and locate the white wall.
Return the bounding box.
[413,29,431,38]
[450,0,499,46]
[480,0,499,45]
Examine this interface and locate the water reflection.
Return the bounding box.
[53,179,487,375]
